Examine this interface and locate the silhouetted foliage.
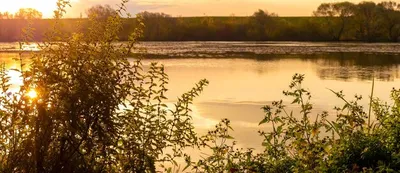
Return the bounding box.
[185,74,400,172]
[355,2,382,42]
[377,1,400,41]
[247,10,279,40]
[314,2,356,40]
[86,4,117,20]
[137,11,176,41]
[0,12,13,19]
[14,8,43,19]
[0,0,208,172]
[1,1,400,42]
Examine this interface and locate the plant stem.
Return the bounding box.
[368,76,375,134]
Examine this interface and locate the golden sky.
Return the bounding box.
[0,0,389,18]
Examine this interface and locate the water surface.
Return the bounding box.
[1,42,400,151]
[140,54,400,150]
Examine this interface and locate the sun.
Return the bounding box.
[0,0,78,18]
[27,90,38,99]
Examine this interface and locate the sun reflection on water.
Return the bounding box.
[6,66,23,88]
[190,104,219,129]
[1,61,37,101]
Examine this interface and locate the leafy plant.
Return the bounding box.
[187,73,400,173]
[0,0,208,172]
[257,74,400,172]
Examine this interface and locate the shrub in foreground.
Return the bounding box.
[187,74,400,173]
[0,0,207,172]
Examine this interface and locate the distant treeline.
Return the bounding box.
[0,1,400,42]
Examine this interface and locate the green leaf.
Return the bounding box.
[259,117,269,125]
[225,135,234,140]
[182,163,191,172]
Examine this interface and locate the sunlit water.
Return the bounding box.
[1,42,400,156]
[140,55,400,151]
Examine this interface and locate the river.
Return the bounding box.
[1,41,400,151]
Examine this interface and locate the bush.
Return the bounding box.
[187,74,400,173]
[0,0,208,172]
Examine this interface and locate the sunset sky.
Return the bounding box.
[0,0,386,18]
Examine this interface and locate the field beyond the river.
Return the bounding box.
[0,16,393,42]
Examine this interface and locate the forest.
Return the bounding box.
[0,1,400,42]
